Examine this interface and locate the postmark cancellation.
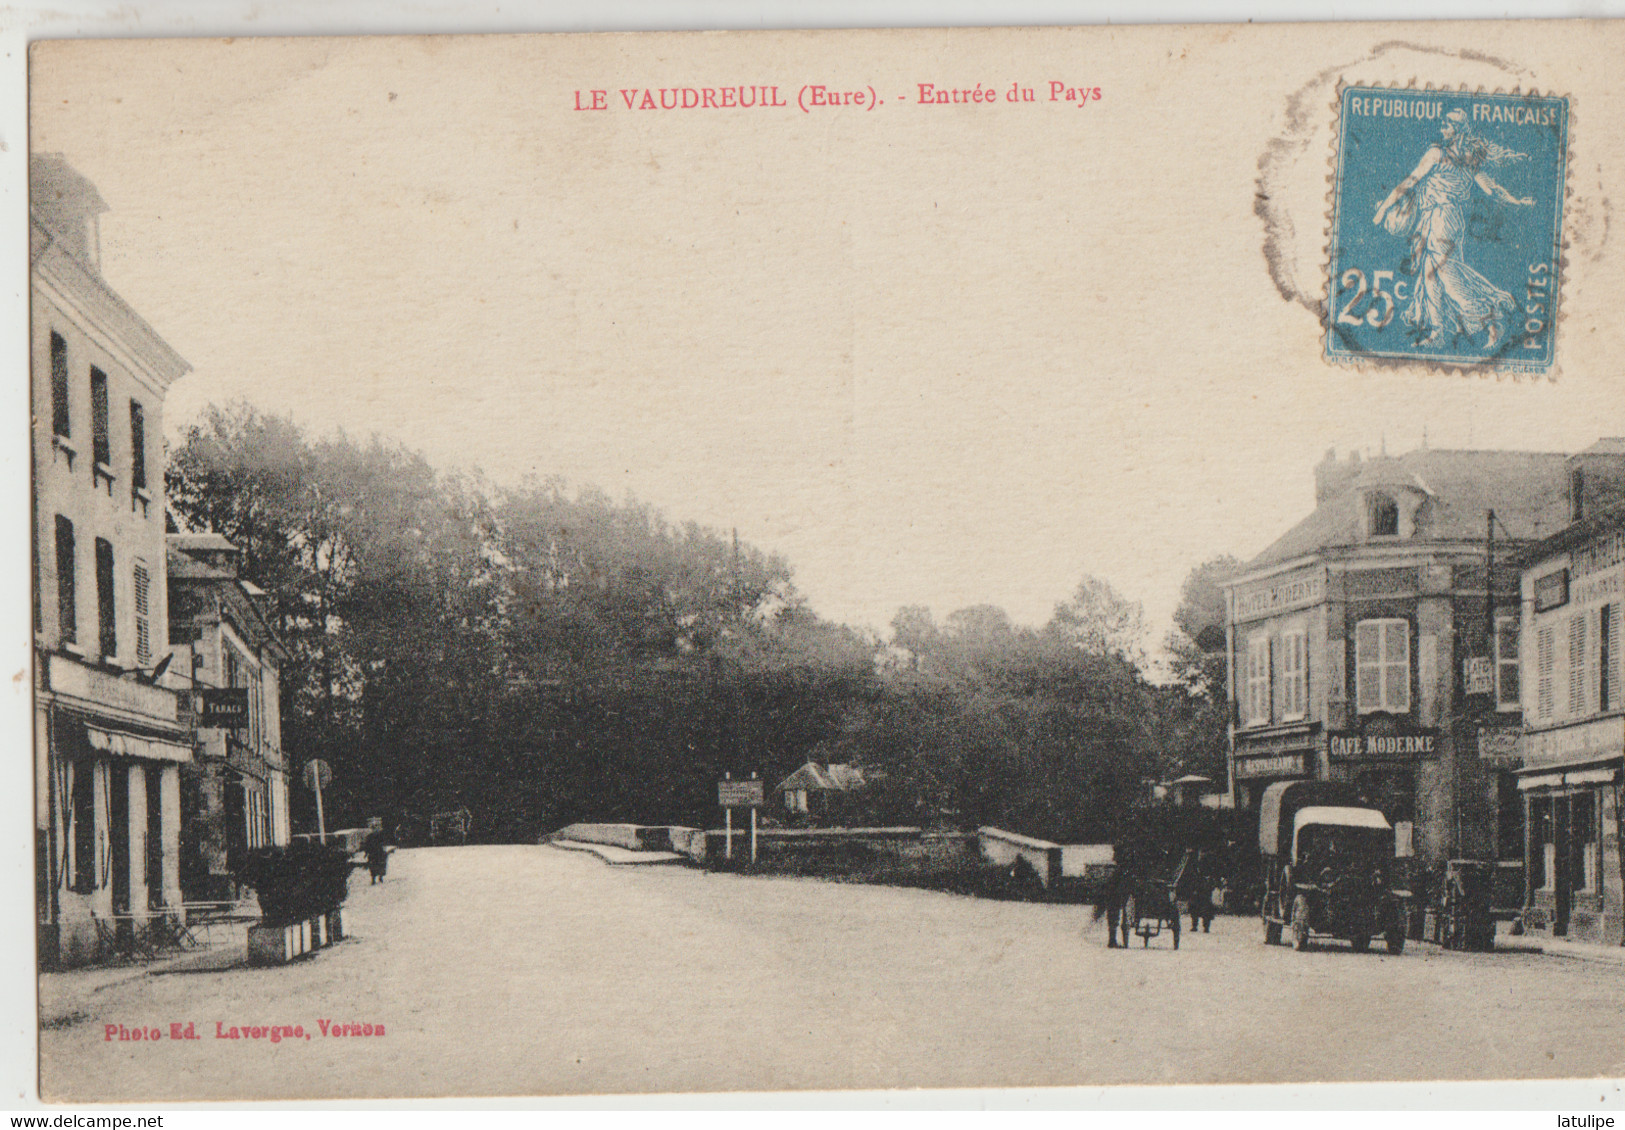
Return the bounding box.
[1326,84,1569,374]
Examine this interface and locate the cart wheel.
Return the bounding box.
[1385,929,1406,956]
[1291,895,1311,951]
[1350,933,1370,953]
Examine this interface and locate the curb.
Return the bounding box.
[549,839,684,866]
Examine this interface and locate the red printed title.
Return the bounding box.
[573,82,1103,113]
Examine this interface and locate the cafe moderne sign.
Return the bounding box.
[1328,729,1437,760]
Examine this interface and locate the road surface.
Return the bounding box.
[38,845,1625,1101]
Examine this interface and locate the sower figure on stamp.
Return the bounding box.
[1372,108,1534,350]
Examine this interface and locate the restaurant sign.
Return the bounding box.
[1234,753,1306,779]
[1328,729,1436,761]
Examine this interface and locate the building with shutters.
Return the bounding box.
[31,155,194,966]
[167,532,292,902]
[1224,443,1625,873]
[1514,491,1625,945]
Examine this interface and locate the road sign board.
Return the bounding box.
[303,759,333,791]
[718,779,764,808]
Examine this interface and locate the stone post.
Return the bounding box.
[126,763,148,918]
[160,763,184,915]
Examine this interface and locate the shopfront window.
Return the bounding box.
[1530,796,1553,892]
[1573,791,1598,894]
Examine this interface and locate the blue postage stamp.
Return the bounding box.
[1327,85,1568,373]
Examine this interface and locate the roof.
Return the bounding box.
[1248,448,1574,570]
[777,761,866,793]
[169,532,239,554]
[1518,499,1625,564]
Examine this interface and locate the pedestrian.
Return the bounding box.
[1182,850,1216,933]
[364,829,389,884]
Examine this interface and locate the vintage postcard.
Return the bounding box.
[24,19,1625,1104]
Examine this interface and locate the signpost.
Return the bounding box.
[303,759,333,844]
[717,773,764,863]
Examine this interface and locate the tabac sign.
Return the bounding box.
[198,688,249,730]
[1233,570,1325,623]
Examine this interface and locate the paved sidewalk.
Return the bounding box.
[38,921,250,1028]
[1497,934,1625,967]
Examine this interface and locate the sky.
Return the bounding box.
[27,27,1625,646]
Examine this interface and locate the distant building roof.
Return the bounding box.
[777,762,867,794]
[169,532,238,554]
[1249,448,1575,570]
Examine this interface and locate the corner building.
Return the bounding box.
[1515,491,1625,944]
[1226,445,1625,871]
[31,156,193,966]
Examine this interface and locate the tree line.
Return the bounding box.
[167,402,1239,845]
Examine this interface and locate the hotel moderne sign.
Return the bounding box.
[1233,569,1325,623]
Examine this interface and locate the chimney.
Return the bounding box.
[1315,448,1361,505]
[30,154,108,273]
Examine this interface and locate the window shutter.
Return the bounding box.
[1387,622,1411,713]
[1537,623,1555,720]
[1568,612,1587,718]
[1589,606,1603,719]
[133,561,151,666]
[1356,622,1380,712]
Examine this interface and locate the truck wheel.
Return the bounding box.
[1264,919,1282,946]
[1350,933,1370,953]
[1385,929,1406,955]
[1291,895,1311,951]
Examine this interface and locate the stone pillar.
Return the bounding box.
[126,763,149,918]
[160,763,184,914]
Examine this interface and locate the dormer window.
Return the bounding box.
[1368,492,1399,537]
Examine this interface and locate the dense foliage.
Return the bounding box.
[168,402,1234,845]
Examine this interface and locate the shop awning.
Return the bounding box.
[1517,763,1621,791]
[85,725,192,763]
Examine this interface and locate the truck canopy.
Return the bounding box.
[1291,806,1393,861]
[1257,780,1375,858]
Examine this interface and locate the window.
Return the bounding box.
[1356,619,1410,714]
[95,537,116,659]
[1368,493,1399,537]
[1495,615,1521,711]
[50,332,70,438]
[90,366,110,469]
[129,400,146,491]
[1537,622,1556,721]
[1568,611,1589,718]
[133,561,151,666]
[1280,628,1308,720]
[1245,634,1271,726]
[54,516,77,645]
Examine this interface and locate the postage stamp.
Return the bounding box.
[1326,84,1569,373]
